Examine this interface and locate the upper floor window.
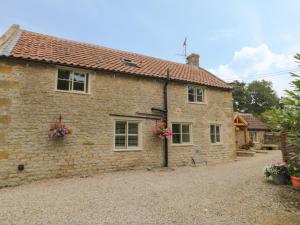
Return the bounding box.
[210,124,221,144]
[172,123,191,144]
[188,86,204,103]
[57,69,89,93]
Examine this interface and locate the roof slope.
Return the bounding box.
[0,25,231,89]
[239,113,269,130]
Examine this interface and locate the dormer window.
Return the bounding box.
[122,58,138,67]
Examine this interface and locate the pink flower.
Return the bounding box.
[159,135,165,140]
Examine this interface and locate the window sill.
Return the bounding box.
[187,101,207,105]
[210,143,223,146]
[171,143,194,147]
[55,90,90,95]
[114,148,143,152]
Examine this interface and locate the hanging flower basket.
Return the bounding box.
[153,120,173,141]
[48,115,71,139]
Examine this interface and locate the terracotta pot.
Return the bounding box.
[291,176,300,189]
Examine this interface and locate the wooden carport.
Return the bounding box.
[234,113,249,146]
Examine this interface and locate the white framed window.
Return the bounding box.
[172,123,192,144]
[210,124,221,143]
[56,69,89,93]
[114,121,141,150]
[188,86,204,103]
[249,131,257,142]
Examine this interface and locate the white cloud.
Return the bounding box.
[209,44,298,96]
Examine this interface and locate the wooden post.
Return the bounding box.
[244,127,248,144]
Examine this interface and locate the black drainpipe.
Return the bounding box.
[163,69,170,167]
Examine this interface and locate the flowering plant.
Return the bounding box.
[48,121,71,139]
[240,140,254,150]
[153,120,173,141]
[264,160,289,178]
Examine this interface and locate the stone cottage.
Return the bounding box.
[0,25,235,187]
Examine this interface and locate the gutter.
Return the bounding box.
[151,69,170,167]
[163,69,170,167]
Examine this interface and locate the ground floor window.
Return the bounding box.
[115,121,140,150]
[210,124,221,143]
[172,123,191,144]
[249,131,257,142]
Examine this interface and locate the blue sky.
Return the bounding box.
[1,0,299,95]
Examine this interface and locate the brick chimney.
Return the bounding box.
[186,53,200,67]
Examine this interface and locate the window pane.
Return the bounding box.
[210,125,215,135]
[188,94,195,102]
[172,134,181,144]
[128,136,138,147]
[182,134,190,143]
[172,124,180,133]
[73,82,85,91]
[196,95,203,102]
[128,123,138,134]
[57,79,70,91]
[216,125,220,142]
[196,88,203,102]
[196,88,203,96]
[188,87,195,102]
[73,73,86,82]
[210,134,216,143]
[210,125,216,143]
[188,86,194,94]
[216,125,220,135]
[116,122,126,134]
[182,124,190,134]
[85,74,89,92]
[115,136,126,148]
[58,69,70,80]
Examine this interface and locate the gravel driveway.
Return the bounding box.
[0,151,299,225]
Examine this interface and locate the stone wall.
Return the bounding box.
[0,58,236,187]
[280,132,300,169]
[264,132,281,145]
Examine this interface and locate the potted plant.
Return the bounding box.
[152,120,173,140]
[240,140,254,151]
[48,115,71,139]
[264,161,290,185]
[288,165,300,189]
[248,140,255,150]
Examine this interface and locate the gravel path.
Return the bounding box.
[0,151,299,225]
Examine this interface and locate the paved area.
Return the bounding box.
[0,151,299,225]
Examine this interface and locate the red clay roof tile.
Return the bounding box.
[239,113,269,130]
[1,29,231,89]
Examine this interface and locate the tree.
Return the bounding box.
[231,80,251,112]
[262,54,300,165]
[231,80,280,115]
[247,80,280,115]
